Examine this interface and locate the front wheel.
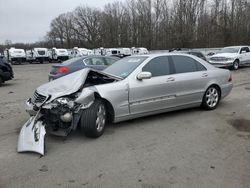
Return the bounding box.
[231,60,239,70]
[80,99,106,138]
[202,86,220,110]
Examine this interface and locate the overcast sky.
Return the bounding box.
[0,0,120,44]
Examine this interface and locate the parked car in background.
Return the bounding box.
[26,48,49,63]
[0,57,14,85]
[4,48,26,64]
[173,50,207,61]
[48,48,69,62]
[48,55,119,81]
[208,46,250,70]
[18,53,233,155]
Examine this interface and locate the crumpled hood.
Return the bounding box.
[36,68,121,102]
[211,53,238,59]
[37,68,90,101]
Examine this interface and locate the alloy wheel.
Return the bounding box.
[96,104,106,132]
[206,87,219,108]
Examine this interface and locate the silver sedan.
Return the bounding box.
[18,53,233,155]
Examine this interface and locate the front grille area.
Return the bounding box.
[210,57,226,61]
[32,90,47,104]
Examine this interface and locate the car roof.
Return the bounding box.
[131,53,202,59]
[63,55,119,63]
[224,46,250,48]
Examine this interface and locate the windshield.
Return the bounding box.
[104,56,148,78]
[220,47,240,54]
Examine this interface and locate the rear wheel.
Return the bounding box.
[80,99,106,138]
[202,86,220,110]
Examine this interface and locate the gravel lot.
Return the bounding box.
[0,63,250,188]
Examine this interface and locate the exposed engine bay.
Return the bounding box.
[18,69,120,155]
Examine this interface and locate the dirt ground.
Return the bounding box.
[0,63,250,188]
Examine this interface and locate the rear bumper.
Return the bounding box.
[10,57,26,62]
[36,57,49,62]
[221,83,233,99]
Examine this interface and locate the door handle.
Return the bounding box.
[202,73,208,77]
[166,77,175,82]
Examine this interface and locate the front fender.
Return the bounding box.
[75,87,95,108]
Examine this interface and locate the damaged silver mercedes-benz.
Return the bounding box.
[18,54,233,155]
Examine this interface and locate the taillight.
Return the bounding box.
[228,73,232,82]
[58,67,70,73]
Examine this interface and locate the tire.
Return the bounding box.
[0,76,3,86]
[80,99,107,138]
[231,60,239,70]
[202,86,220,110]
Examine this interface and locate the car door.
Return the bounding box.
[239,47,246,65]
[246,47,250,65]
[170,55,209,106]
[129,56,177,115]
[240,47,250,65]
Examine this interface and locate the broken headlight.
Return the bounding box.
[55,97,75,108]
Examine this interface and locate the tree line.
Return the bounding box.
[2,0,250,51]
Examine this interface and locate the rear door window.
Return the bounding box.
[105,57,117,65]
[142,56,172,77]
[171,55,206,74]
[84,57,106,65]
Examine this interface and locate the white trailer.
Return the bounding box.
[105,48,120,57]
[48,48,69,62]
[118,48,132,57]
[131,47,149,55]
[26,48,49,63]
[105,48,131,57]
[4,47,26,64]
[93,47,105,56]
[71,47,93,57]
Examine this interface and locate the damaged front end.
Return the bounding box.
[18,68,120,155]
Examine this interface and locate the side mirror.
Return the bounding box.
[137,72,152,80]
[241,50,247,54]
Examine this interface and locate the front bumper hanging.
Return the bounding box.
[17,114,46,155]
